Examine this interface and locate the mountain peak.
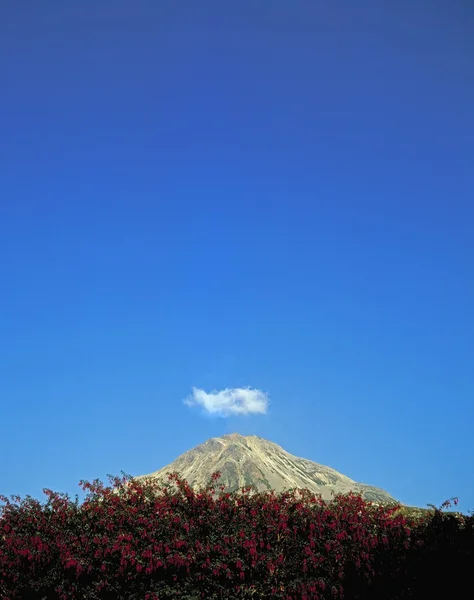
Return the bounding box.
[220,433,260,442]
[137,434,396,504]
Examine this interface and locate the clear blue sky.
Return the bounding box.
[1,1,473,513]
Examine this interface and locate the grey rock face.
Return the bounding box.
[136,433,397,503]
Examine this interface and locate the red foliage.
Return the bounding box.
[0,473,471,599]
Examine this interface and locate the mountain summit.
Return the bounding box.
[136,433,397,504]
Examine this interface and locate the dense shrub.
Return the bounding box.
[1,473,472,599]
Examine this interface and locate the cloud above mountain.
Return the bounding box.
[184,387,269,417]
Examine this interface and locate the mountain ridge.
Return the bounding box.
[136,433,397,504]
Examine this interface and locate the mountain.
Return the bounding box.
[136,433,397,504]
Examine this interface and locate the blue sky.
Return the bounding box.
[1,1,473,513]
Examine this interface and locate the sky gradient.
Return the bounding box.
[1,1,473,513]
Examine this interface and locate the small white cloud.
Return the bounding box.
[184,387,269,417]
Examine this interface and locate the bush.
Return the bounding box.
[1,473,472,599]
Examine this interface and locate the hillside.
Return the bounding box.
[136,433,397,503]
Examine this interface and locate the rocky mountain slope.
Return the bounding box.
[136,433,397,503]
